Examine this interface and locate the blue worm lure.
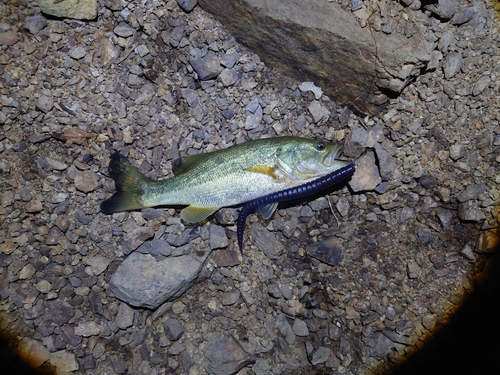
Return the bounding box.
[236,163,355,254]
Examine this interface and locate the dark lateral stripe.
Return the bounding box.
[237,163,355,252]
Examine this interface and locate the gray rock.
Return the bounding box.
[348,151,382,192]
[443,51,463,79]
[449,143,465,160]
[472,75,491,96]
[24,15,48,34]
[250,222,284,259]
[417,226,435,244]
[114,22,134,38]
[363,331,394,359]
[245,98,263,129]
[189,50,223,80]
[209,224,229,249]
[374,143,395,181]
[292,319,309,337]
[212,250,241,267]
[85,255,111,276]
[69,46,87,60]
[222,290,240,305]
[199,0,433,115]
[219,68,241,87]
[109,252,207,309]
[457,183,486,202]
[203,334,256,375]
[425,0,458,19]
[419,174,438,190]
[407,261,420,279]
[35,95,54,113]
[183,89,199,107]
[95,37,119,69]
[123,227,155,254]
[0,31,18,46]
[436,208,453,229]
[305,341,330,365]
[177,0,198,12]
[450,4,476,25]
[299,82,323,100]
[308,100,330,123]
[305,237,342,266]
[457,201,486,222]
[114,98,127,118]
[164,318,184,341]
[74,170,100,193]
[115,303,134,329]
[39,0,97,20]
[221,53,239,68]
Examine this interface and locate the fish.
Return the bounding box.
[100,136,355,252]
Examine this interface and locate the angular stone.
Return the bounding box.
[348,151,382,192]
[308,100,330,123]
[199,0,433,115]
[443,51,463,79]
[24,15,48,35]
[109,252,207,309]
[189,50,223,80]
[305,237,342,266]
[115,303,134,329]
[74,170,100,193]
[305,341,330,365]
[457,183,486,202]
[39,0,97,20]
[292,319,309,337]
[35,95,54,113]
[250,222,284,259]
[75,321,101,337]
[0,31,19,46]
[209,224,229,249]
[177,0,198,12]
[203,334,256,375]
[363,331,394,359]
[164,318,184,341]
[85,255,111,276]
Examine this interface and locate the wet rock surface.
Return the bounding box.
[0,0,499,374]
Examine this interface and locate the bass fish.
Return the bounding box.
[100,136,354,252]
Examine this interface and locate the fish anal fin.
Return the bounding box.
[246,165,277,179]
[180,205,218,223]
[258,202,278,220]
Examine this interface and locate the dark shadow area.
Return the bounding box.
[388,249,500,375]
[0,335,45,375]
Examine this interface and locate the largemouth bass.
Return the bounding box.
[100,136,354,251]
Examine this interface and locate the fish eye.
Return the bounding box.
[315,141,325,151]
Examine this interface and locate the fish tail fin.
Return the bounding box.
[100,152,151,213]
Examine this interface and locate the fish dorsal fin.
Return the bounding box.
[258,202,278,220]
[180,205,218,223]
[245,165,277,179]
[172,154,207,175]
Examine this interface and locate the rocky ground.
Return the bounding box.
[1,0,499,374]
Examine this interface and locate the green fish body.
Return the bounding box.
[100,136,349,224]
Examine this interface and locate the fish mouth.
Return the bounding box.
[323,144,348,168]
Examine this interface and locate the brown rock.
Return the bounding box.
[199,0,433,115]
[39,0,97,20]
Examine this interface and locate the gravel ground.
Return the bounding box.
[1,0,499,374]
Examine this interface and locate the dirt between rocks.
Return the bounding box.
[0,0,499,374]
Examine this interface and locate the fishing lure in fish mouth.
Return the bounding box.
[236,163,355,253]
[100,136,354,253]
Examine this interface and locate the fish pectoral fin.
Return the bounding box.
[180,205,218,223]
[245,165,277,179]
[258,202,279,220]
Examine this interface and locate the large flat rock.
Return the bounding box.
[199,0,434,115]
